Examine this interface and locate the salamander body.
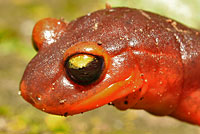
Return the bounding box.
[20,7,200,125]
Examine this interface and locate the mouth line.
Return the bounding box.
[65,71,145,116]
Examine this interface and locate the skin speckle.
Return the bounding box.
[97,41,102,45]
[172,21,189,33]
[93,23,99,30]
[124,35,129,40]
[140,97,144,100]
[174,33,188,60]
[166,28,172,31]
[36,96,41,101]
[157,92,163,97]
[166,19,189,33]
[124,101,128,105]
[166,19,173,23]
[87,13,91,16]
[51,82,56,90]
[109,9,115,12]
[119,37,124,40]
[52,82,56,86]
[57,21,61,25]
[139,29,143,32]
[155,38,159,45]
[59,99,67,104]
[72,95,77,98]
[108,102,114,105]
[139,10,151,20]
[140,73,144,77]
[159,71,164,74]
[129,39,138,47]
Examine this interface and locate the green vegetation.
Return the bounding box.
[0,0,200,133]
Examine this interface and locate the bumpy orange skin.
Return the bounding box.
[20,7,200,125]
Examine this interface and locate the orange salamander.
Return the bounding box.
[20,7,200,126]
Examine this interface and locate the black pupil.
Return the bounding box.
[64,53,105,85]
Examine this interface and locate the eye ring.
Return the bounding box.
[63,42,110,86]
[64,53,105,85]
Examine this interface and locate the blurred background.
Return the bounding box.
[0,0,200,134]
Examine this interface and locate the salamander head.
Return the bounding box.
[20,8,147,116]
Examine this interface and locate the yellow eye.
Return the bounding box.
[68,54,95,69]
[64,53,105,85]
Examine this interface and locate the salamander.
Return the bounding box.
[20,7,200,126]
